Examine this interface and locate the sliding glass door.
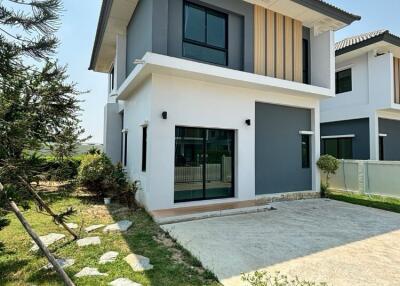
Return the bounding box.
[174,127,234,202]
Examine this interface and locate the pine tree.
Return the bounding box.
[0,1,85,284]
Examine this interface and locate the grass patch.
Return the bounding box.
[0,185,221,286]
[328,190,400,213]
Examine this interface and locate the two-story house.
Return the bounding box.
[89,0,359,213]
[321,30,400,161]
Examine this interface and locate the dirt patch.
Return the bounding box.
[153,232,205,275]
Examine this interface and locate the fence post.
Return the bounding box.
[358,161,366,194]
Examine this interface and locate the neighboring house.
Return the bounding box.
[89,0,359,212]
[321,30,400,161]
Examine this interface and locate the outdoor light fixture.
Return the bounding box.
[245,119,251,126]
[162,111,168,120]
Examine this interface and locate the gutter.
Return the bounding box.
[89,0,113,71]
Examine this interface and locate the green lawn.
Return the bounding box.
[0,184,220,286]
[328,190,400,213]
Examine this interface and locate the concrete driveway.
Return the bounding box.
[162,199,400,286]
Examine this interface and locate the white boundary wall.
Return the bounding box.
[329,160,400,198]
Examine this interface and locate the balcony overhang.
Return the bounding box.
[117,53,333,101]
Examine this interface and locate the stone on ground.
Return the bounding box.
[103,220,132,233]
[124,254,153,271]
[76,236,101,247]
[109,278,142,286]
[99,251,119,264]
[85,224,105,232]
[30,233,66,251]
[75,267,108,277]
[65,223,78,229]
[43,258,75,270]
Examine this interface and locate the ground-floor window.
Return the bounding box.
[174,126,234,202]
[301,135,311,168]
[379,136,384,160]
[322,137,353,159]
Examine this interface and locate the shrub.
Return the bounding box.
[317,154,339,197]
[77,153,116,197]
[112,163,139,208]
[242,271,327,286]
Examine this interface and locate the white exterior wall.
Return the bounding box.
[127,73,321,211]
[321,51,400,159]
[310,30,335,93]
[123,78,152,208]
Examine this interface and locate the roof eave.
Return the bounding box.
[89,0,113,71]
[336,32,400,56]
[291,0,360,25]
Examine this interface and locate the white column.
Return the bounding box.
[369,112,379,160]
[312,105,321,192]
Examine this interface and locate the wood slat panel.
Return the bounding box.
[284,17,293,81]
[275,13,284,79]
[266,10,275,77]
[254,5,266,75]
[293,19,303,83]
[395,58,400,104]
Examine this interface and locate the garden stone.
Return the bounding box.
[124,254,153,272]
[103,220,132,233]
[99,251,119,264]
[76,236,101,247]
[43,258,75,270]
[109,278,142,286]
[30,233,65,251]
[65,223,78,229]
[75,267,108,277]
[85,224,105,232]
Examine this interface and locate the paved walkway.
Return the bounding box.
[162,199,400,286]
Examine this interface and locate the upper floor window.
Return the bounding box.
[183,1,228,66]
[109,65,115,92]
[302,39,309,84]
[336,68,352,94]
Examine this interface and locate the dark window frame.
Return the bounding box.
[301,135,310,168]
[322,137,353,159]
[182,1,229,66]
[336,68,352,94]
[142,126,147,172]
[174,126,235,203]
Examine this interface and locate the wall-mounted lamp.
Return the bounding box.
[162,111,168,120]
[245,119,251,126]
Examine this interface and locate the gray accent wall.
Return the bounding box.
[125,0,253,77]
[255,103,312,195]
[379,118,400,161]
[321,118,370,160]
[126,0,153,76]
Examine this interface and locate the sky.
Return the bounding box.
[55,0,400,144]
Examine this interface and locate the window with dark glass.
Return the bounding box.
[142,126,147,172]
[302,39,309,84]
[183,2,228,66]
[336,68,352,94]
[109,65,115,91]
[174,127,234,202]
[122,131,128,167]
[379,136,384,160]
[322,138,353,159]
[301,135,310,168]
